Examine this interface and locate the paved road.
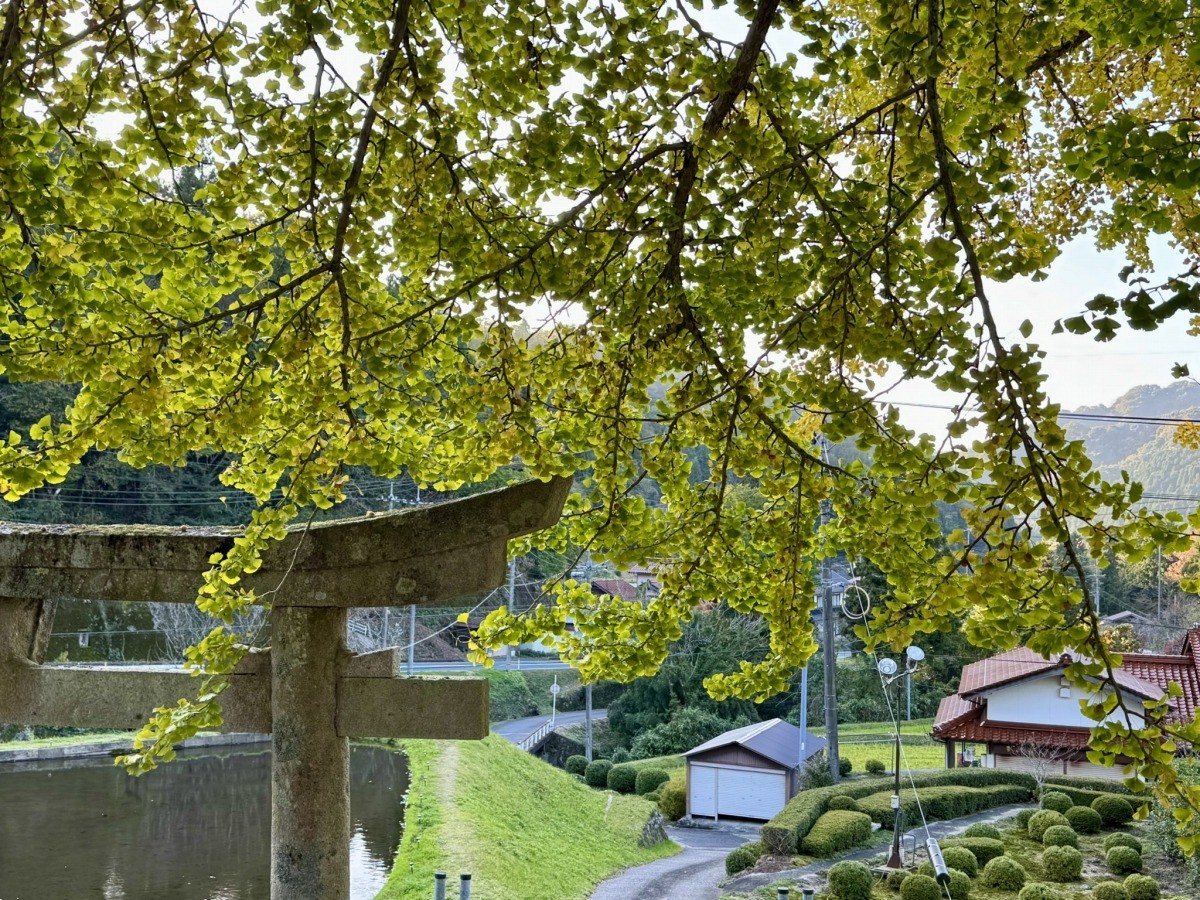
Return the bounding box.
[491,709,608,745]
[589,824,760,900]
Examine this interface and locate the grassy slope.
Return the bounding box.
[0,730,135,751]
[379,735,677,900]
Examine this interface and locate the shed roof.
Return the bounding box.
[685,718,826,770]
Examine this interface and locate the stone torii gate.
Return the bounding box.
[0,476,569,899]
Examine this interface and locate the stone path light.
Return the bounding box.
[0,476,570,900]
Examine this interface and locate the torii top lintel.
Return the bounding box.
[0,476,570,607]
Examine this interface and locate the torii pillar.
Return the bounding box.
[0,476,570,899]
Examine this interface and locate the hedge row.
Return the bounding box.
[856,784,1032,830]
[799,810,873,857]
[1044,775,1131,795]
[762,769,1036,854]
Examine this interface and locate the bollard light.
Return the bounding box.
[459,872,473,900]
[776,887,789,900]
[802,890,815,900]
[434,871,447,900]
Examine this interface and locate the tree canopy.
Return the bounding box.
[3,0,1200,827]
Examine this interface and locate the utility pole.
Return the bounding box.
[506,557,517,670]
[1157,546,1163,618]
[798,665,808,768]
[585,683,593,762]
[821,551,840,783]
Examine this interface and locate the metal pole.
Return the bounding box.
[551,673,558,726]
[459,873,472,900]
[777,887,790,900]
[407,603,417,677]
[886,674,904,869]
[1157,546,1163,618]
[906,673,912,721]
[506,558,516,670]
[821,552,840,783]
[585,682,594,762]
[799,666,808,765]
[434,872,446,900]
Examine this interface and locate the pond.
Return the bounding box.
[0,743,407,899]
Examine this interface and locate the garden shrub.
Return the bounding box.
[1018,884,1062,900]
[483,671,536,720]
[1041,791,1073,814]
[584,759,613,788]
[1093,882,1128,900]
[800,810,873,857]
[725,843,761,876]
[565,755,588,776]
[1016,809,1036,831]
[1106,846,1143,875]
[658,778,686,820]
[1104,833,1143,854]
[866,758,887,775]
[1042,845,1083,882]
[828,860,873,900]
[899,874,942,900]
[839,756,853,777]
[1093,795,1136,826]
[1045,775,1132,795]
[942,847,978,878]
[611,748,631,764]
[1123,875,1160,900]
[645,790,660,803]
[1041,824,1078,848]
[1027,810,1070,841]
[828,795,861,811]
[1065,805,1102,834]
[887,870,909,891]
[857,784,1032,830]
[963,822,1002,840]
[607,763,637,794]
[635,768,670,796]
[941,837,1005,864]
[982,857,1027,890]
[947,869,972,900]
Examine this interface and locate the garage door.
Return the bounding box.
[689,765,787,821]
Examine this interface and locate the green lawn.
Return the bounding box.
[378,735,676,900]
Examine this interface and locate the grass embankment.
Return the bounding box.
[379,734,676,900]
[0,730,135,752]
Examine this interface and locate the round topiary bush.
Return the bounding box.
[839,756,853,777]
[635,767,670,796]
[1123,874,1160,900]
[1093,882,1129,900]
[1106,846,1143,875]
[1017,809,1036,831]
[899,873,942,900]
[645,790,661,803]
[1065,805,1102,834]
[887,870,909,891]
[658,778,686,820]
[866,758,887,775]
[942,847,979,878]
[1042,845,1083,882]
[611,748,631,764]
[944,837,1005,864]
[1042,824,1078,848]
[584,759,613,788]
[964,822,1002,840]
[982,857,1027,891]
[828,795,862,811]
[565,755,588,776]
[1017,884,1062,900]
[1104,832,1143,854]
[828,860,874,900]
[1093,795,1136,826]
[607,763,637,794]
[725,843,762,876]
[1028,810,1071,841]
[1041,791,1073,814]
[947,869,971,900]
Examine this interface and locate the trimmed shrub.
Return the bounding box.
[828,795,861,811]
[1104,832,1143,854]
[839,756,853,777]
[1065,805,1102,834]
[1041,791,1073,814]
[899,874,942,900]
[866,758,887,775]
[828,860,873,900]
[565,755,588,776]
[1028,810,1071,841]
[610,748,631,764]
[963,822,1002,840]
[1018,885,1062,900]
[858,784,1033,830]
[1093,883,1129,900]
[1042,845,1083,883]
[1041,825,1078,848]
[584,759,613,788]
[942,847,979,878]
[941,837,1005,864]
[635,768,670,796]
[658,778,686,820]
[1123,875,1160,900]
[887,870,909,891]
[1093,794,1136,826]
[1017,809,1036,831]
[800,810,873,857]
[607,763,637,794]
[982,857,1027,891]
[725,843,761,876]
[645,790,660,803]
[1046,775,1132,795]
[1106,846,1143,875]
[947,869,971,900]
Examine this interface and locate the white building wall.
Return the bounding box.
[983,676,1144,728]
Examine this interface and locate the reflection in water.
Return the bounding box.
[0,745,407,900]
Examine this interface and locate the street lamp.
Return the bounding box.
[550,674,560,727]
[877,646,924,870]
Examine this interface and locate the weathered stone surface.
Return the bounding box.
[640,810,669,848]
[336,676,489,740]
[0,476,570,606]
[343,647,402,677]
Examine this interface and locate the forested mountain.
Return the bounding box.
[1064,382,1200,497]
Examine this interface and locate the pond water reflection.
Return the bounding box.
[0,744,407,899]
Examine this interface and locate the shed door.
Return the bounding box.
[690,764,718,817]
[717,768,787,820]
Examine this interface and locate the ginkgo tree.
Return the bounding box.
[2,0,1200,834]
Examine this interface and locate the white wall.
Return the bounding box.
[984,675,1144,728]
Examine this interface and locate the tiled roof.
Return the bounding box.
[934,707,1094,750]
[590,578,640,602]
[685,718,827,769]
[957,647,1166,702]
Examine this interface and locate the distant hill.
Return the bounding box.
[1064,382,1200,497]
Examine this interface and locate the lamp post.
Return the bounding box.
[550,674,560,727]
[877,645,925,870]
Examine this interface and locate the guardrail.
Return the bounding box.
[517,719,554,752]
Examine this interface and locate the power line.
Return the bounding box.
[889,400,1200,428]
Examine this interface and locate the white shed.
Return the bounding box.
[684,719,825,821]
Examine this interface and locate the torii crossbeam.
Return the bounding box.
[0,476,570,900]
